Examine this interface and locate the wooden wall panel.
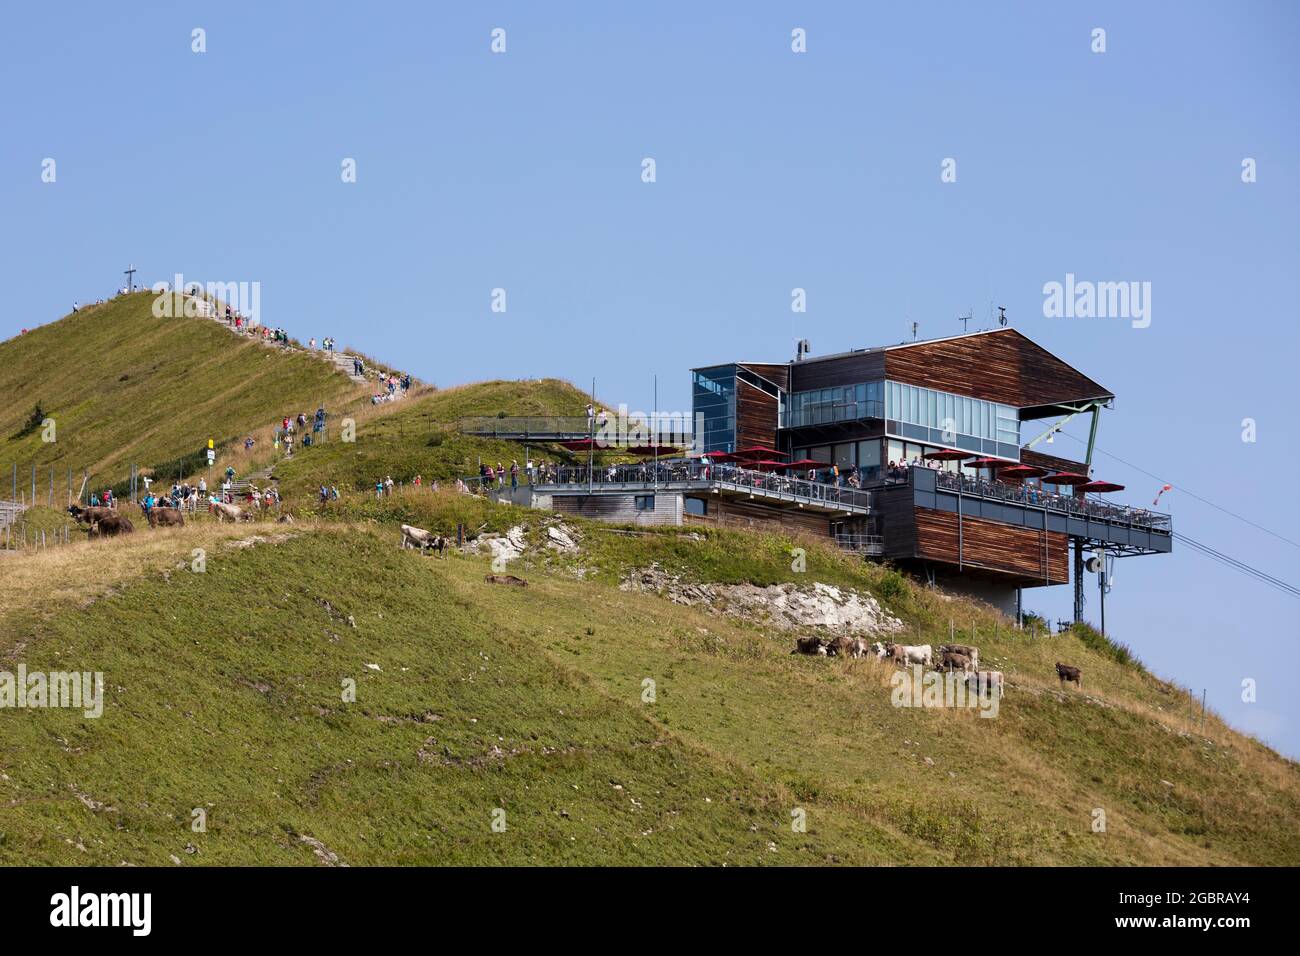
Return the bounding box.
[913,507,1068,584]
[740,363,790,390]
[875,486,918,560]
[735,378,779,449]
[789,350,886,392]
[690,498,831,537]
[883,329,1110,409]
[1020,447,1089,476]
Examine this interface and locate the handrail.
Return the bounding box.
[532,461,872,510]
[932,469,1171,531]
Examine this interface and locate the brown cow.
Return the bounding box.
[791,635,826,656]
[484,574,527,587]
[939,643,980,670]
[90,514,134,537]
[941,650,973,673]
[146,506,184,528]
[68,504,113,525]
[826,634,854,658]
[1056,662,1082,688]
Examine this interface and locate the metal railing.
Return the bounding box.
[457,416,597,439]
[457,415,695,444]
[933,470,1171,531]
[832,533,884,555]
[532,460,873,511]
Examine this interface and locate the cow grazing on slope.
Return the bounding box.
[939,643,980,671]
[68,504,113,525]
[89,514,134,537]
[791,636,827,656]
[400,524,446,556]
[1056,662,1082,688]
[210,501,243,523]
[940,650,973,673]
[885,643,933,667]
[147,506,184,528]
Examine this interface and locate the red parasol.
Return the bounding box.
[923,448,972,461]
[625,445,681,457]
[997,464,1048,478]
[1042,471,1091,486]
[1078,481,1125,493]
[732,446,786,461]
[965,456,1010,468]
[784,458,831,469]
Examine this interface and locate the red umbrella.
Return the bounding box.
[923,448,971,461]
[732,446,786,461]
[784,458,830,469]
[625,444,681,457]
[998,464,1047,478]
[699,451,740,463]
[751,460,790,471]
[965,456,1009,468]
[558,438,600,452]
[1042,471,1090,486]
[1078,480,1125,493]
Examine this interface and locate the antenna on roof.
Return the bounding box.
[958,310,973,333]
[795,338,811,362]
[910,321,918,341]
[998,305,1008,326]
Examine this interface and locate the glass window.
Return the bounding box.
[834,443,856,469]
[684,497,707,516]
[634,495,655,511]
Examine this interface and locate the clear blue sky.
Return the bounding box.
[3,2,1298,755]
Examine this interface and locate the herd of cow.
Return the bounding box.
[65,499,272,536]
[791,634,1086,697]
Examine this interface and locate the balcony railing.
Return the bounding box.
[933,470,1171,531]
[832,533,884,555]
[532,460,873,511]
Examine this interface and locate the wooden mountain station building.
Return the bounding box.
[521,327,1173,620]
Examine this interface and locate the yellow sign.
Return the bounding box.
[208,439,214,449]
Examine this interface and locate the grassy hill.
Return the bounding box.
[0,293,361,494]
[1,507,1297,866]
[266,378,597,502]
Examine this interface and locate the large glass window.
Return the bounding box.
[692,365,737,454]
[785,380,883,428]
[884,379,1020,460]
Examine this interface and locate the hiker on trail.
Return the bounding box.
[103,489,114,508]
[586,403,595,431]
[375,479,383,499]
[510,460,519,491]
[244,436,255,451]
[401,374,411,392]
[199,477,207,495]
[385,475,394,496]
[225,466,236,482]
[309,338,316,350]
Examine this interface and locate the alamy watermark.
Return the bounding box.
[151,272,261,326]
[1042,273,1151,328]
[1,664,103,719]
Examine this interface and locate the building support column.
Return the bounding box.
[1072,537,1085,623]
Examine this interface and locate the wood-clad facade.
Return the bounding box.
[913,508,1069,585]
[881,329,1112,413]
[734,377,780,450]
[684,497,837,536]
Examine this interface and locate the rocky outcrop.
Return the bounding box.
[620,564,905,636]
